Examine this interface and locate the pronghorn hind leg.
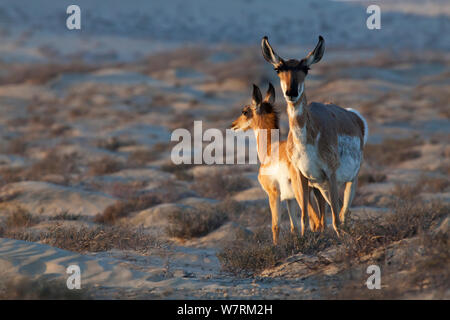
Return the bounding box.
[319,176,341,236]
[327,174,341,236]
[339,178,357,224]
[307,190,321,232]
[286,199,301,236]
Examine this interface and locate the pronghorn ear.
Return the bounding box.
[305,35,325,67]
[252,84,262,106]
[261,36,283,67]
[264,82,275,104]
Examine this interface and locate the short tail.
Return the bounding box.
[346,108,368,145]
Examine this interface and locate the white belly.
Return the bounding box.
[290,133,362,185]
[264,162,295,201]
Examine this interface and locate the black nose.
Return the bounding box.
[286,90,298,98]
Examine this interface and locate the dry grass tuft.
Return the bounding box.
[5,137,28,155]
[418,175,450,193]
[165,203,228,239]
[0,276,92,300]
[337,199,448,263]
[392,183,423,201]
[218,228,336,276]
[357,171,387,186]
[94,193,162,224]
[5,207,37,229]
[364,137,423,167]
[127,149,158,166]
[0,62,98,85]
[1,224,161,254]
[160,162,195,181]
[323,230,450,299]
[28,153,80,182]
[0,153,80,186]
[192,168,252,199]
[88,157,123,176]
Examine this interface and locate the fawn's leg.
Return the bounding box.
[268,193,282,245]
[286,198,301,236]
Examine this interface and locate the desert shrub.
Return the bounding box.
[392,182,423,201]
[417,175,450,193]
[27,153,80,183]
[411,232,450,293]
[364,137,422,166]
[88,156,123,175]
[192,169,252,199]
[357,171,386,186]
[127,149,157,166]
[2,224,161,254]
[0,62,98,85]
[0,167,24,186]
[161,163,195,181]
[5,207,37,229]
[218,228,336,276]
[392,175,450,201]
[99,181,146,199]
[0,153,81,186]
[96,137,136,152]
[48,212,81,221]
[323,230,450,299]
[337,199,449,263]
[5,137,27,155]
[165,204,228,239]
[95,193,162,224]
[0,276,92,300]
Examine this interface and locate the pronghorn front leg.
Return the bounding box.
[299,173,310,236]
[313,188,326,231]
[289,167,307,236]
[339,177,357,223]
[268,193,282,245]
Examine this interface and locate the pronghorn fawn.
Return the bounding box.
[261,36,368,236]
[231,83,325,245]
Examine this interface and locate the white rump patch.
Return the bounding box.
[346,108,369,145]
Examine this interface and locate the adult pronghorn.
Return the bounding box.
[261,36,368,236]
[231,83,325,244]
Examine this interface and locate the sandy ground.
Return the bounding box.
[0,0,449,299]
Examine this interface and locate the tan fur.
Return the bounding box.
[262,36,367,236]
[231,84,325,244]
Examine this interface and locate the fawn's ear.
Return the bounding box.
[264,82,275,104]
[261,36,283,67]
[252,84,262,106]
[305,35,325,67]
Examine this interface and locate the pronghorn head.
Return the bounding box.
[261,36,325,104]
[231,83,278,132]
